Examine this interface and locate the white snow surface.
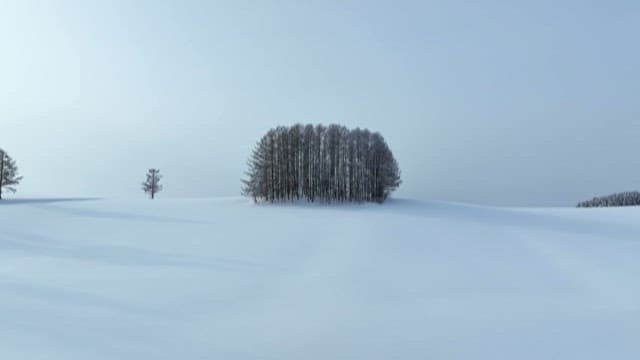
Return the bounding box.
[1,197,639,359]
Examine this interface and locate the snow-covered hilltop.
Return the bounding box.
[1,198,639,359]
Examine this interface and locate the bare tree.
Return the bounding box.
[0,148,23,200]
[142,168,163,199]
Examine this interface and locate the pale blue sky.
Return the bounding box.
[1,0,638,205]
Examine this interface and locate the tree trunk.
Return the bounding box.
[0,153,4,200]
[151,173,156,199]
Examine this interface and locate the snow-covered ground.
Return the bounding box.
[1,197,639,359]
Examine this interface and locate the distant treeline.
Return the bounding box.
[577,191,640,208]
[242,124,401,203]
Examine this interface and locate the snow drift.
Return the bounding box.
[1,198,639,359]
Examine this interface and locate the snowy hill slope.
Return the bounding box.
[1,198,639,359]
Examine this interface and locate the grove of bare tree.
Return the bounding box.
[243,124,401,203]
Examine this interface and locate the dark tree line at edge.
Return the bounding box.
[242,124,401,203]
[577,191,640,208]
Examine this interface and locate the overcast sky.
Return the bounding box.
[1,0,639,206]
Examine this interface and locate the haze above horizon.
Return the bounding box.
[2,0,639,206]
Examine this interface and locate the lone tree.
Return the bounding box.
[0,148,23,200]
[142,168,163,199]
[242,124,401,203]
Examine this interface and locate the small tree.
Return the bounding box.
[142,168,163,199]
[0,148,23,200]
